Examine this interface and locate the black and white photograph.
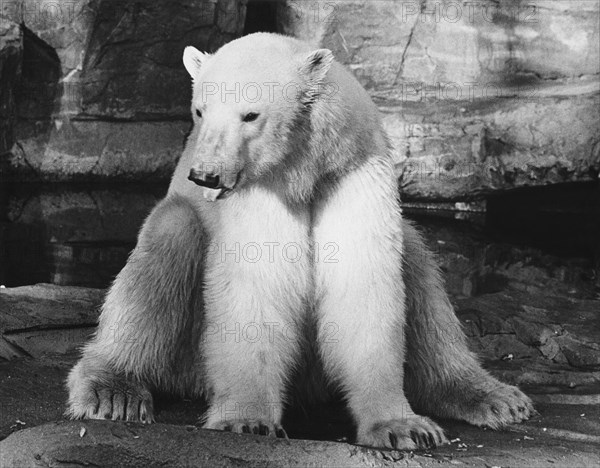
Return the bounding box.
[0,0,598,466]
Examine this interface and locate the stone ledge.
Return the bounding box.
[383,80,600,201]
[0,420,413,468]
[1,415,599,468]
[4,120,191,182]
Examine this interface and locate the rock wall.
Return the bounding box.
[0,19,21,159]
[1,0,247,181]
[1,0,599,201]
[279,0,600,201]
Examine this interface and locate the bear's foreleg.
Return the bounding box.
[313,159,447,450]
[201,190,310,437]
[66,195,205,422]
[402,222,534,427]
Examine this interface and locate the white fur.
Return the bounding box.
[202,185,311,426]
[312,155,413,439]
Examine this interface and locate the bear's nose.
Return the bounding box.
[188,168,221,189]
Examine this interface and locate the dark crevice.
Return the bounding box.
[15,26,61,138]
[485,182,600,261]
[4,323,99,336]
[243,0,279,35]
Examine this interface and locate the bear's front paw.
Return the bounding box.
[205,419,288,438]
[357,416,448,450]
[66,362,154,423]
[463,384,534,428]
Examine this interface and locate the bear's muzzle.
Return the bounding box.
[188,168,221,189]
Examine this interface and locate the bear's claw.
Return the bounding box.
[358,416,448,450]
[460,383,534,428]
[66,363,154,423]
[208,419,288,438]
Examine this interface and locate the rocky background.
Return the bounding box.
[0,0,246,182]
[1,2,599,465]
[0,0,598,202]
[280,0,600,201]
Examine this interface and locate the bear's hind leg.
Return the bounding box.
[402,221,534,428]
[66,195,205,422]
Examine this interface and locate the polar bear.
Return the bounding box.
[66,33,533,450]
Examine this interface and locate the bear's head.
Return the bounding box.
[183,33,334,202]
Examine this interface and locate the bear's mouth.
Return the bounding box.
[188,168,241,201]
[215,172,242,200]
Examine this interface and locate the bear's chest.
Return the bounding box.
[205,187,314,307]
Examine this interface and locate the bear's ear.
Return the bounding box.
[299,49,334,83]
[183,46,209,78]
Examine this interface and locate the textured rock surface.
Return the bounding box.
[385,82,600,201]
[3,417,599,468]
[0,18,22,157]
[0,284,103,359]
[279,0,600,200]
[0,392,599,467]
[457,291,600,369]
[0,185,165,288]
[1,0,247,181]
[0,421,403,468]
[0,275,598,464]
[11,120,191,180]
[1,0,599,198]
[279,0,599,95]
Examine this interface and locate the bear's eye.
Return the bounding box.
[243,112,259,123]
[195,109,202,118]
